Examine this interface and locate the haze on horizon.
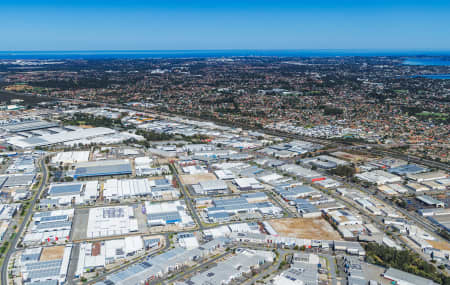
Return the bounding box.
[1,0,450,51]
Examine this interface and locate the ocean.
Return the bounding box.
[1,50,450,60]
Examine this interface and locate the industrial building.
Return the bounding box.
[388,164,428,175]
[186,249,274,285]
[0,120,59,133]
[274,185,319,201]
[0,203,21,220]
[23,209,74,245]
[301,154,349,169]
[76,236,145,277]
[19,245,72,284]
[47,181,98,205]
[273,254,319,285]
[214,169,236,180]
[355,170,402,185]
[0,173,35,188]
[145,200,194,227]
[8,127,116,148]
[278,164,323,180]
[294,199,322,218]
[205,194,282,221]
[192,179,229,195]
[233,177,264,190]
[328,210,363,226]
[96,237,230,285]
[407,171,448,182]
[416,195,445,208]
[383,267,438,285]
[73,159,132,179]
[51,151,90,164]
[103,178,179,201]
[86,206,138,238]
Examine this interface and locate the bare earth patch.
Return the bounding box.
[179,173,217,185]
[40,245,66,261]
[269,217,342,240]
[428,240,450,251]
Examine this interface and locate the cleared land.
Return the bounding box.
[269,218,342,240]
[40,245,65,261]
[428,240,450,251]
[179,173,217,185]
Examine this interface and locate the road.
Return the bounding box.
[171,164,204,231]
[1,157,48,285]
[66,243,80,285]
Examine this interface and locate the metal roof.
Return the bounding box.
[74,160,132,178]
[48,183,83,196]
[1,120,59,133]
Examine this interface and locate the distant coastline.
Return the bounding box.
[1,49,450,60]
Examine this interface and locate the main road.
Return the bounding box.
[1,157,48,285]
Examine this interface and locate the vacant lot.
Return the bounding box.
[179,173,217,185]
[428,240,450,251]
[269,218,342,240]
[40,245,65,261]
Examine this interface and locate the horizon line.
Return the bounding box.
[1,48,450,53]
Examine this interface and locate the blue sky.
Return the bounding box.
[1,0,449,51]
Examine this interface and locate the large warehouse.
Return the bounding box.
[103,178,179,201]
[0,120,59,133]
[7,127,116,148]
[73,159,132,179]
[86,206,139,238]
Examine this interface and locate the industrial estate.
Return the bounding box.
[0,55,449,285]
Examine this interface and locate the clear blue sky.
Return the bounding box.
[1,0,449,51]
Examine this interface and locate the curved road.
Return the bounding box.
[1,158,48,285]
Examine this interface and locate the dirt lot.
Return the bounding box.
[428,240,450,251]
[179,173,217,185]
[331,151,374,163]
[269,218,342,240]
[40,245,65,261]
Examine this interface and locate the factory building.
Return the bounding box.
[73,159,132,179]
